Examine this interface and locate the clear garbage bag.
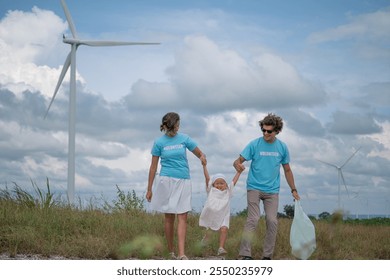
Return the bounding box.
[290,200,316,260]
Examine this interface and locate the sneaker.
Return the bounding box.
[169,252,177,259]
[178,255,189,260]
[237,255,253,260]
[217,247,227,256]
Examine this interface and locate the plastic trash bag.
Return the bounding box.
[290,200,316,259]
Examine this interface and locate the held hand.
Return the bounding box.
[234,162,245,173]
[200,154,207,166]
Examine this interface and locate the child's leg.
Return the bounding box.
[219,226,228,249]
[201,229,210,245]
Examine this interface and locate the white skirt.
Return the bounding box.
[150,176,192,214]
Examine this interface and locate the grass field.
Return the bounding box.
[1,182,389,260]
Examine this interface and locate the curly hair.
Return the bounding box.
[259,113,284,133]
[160,112,180,133]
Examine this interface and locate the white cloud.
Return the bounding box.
[0,7,65,50]
[202,110,262,156]
[328,111,383,135]
[126,35,326,111]
[308,8,390,43]
[125,80,177,109]
[365,121,390,160]
[21,155,67,179]
[87,147,150,173]
[0,7,74,99]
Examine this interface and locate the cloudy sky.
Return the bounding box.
[0,0,389,216]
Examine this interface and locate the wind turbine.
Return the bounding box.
[318,147,361,210]
[45,0,159,204]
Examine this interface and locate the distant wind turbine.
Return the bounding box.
[45,0,160,204]
[317,147,361,210]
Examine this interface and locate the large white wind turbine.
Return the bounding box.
[45,0,159,204]
[318,147,361,210]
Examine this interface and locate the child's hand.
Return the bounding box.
[200,154,207,166]
[235,163,245,173]
[233,157,245,173]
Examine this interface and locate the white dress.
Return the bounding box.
[199,182,234,230]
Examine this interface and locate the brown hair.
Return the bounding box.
[160,112,180,133]
[259,113,284,133]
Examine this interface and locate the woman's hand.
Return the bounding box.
[192,147,207,165]
[146,190,152,202]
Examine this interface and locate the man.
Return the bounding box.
[233,113,300,260]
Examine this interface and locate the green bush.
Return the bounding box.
[103,185,145,213]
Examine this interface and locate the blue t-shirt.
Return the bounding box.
[241,137,290,193]
[151,133,198,179]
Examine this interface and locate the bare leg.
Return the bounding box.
[219,226,228,249]
[164,213,175,253]
[177,212,188,257]
[202,229,210,245]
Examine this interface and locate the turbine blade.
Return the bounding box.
[80,41,160,47]
[44,52,71,118]
[61,0,78,38]
[341,147,361,168]
[317,159,338,168]
[340,170,350,198]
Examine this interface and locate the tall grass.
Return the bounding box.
[0,179,60,209]
[0,181,389,260]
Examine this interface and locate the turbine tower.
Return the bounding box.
[45,0,159,204]
[318,147,361,210]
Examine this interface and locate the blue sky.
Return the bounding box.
[0,0,389,216]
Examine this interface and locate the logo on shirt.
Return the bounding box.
[260,151,279,157]
[164,144,184,151]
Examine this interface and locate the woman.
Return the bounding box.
[146,112,206,260]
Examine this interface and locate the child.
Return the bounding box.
[199,163,243,256]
